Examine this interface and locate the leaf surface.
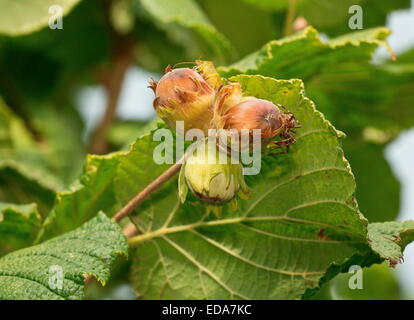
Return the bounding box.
[0,203,41,255]
[118,75,373,299]
[26,104,86,186]
[0,212,128,300]
[329,263,403,300]
[236,0,410,37]
[219,26,391,80]
[240,0,288,10]
[198,0,281,58]
[368,220,414,266]
[218,26,414,226]
[0,0,80,36]
[343,141,400,222]
[137,0,234,63]
[219,27,414,133]
[0,99,58,215]
[38,153,123,241]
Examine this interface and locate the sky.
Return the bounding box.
[76,1,414,299]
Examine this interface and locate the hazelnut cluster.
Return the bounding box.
[149,61,299,215]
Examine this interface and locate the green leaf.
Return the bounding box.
[133,20,189,72]
[107,119,159,151]
[329,263,403,300]
[0,0,81,36]
[120,75,375,299]
[343,141,400,222]
[0,203,41,255]
[396,47,414,63]
[27,103,86,186]
[241,0,364,19]
[38,153,123,241]
[114,123,177,231]
[305,60,414,133]
[0,212,128,300]
[219,26,391,80]
[7,0,111,72]
[137,0,234,63]
[0,44,61,101]
[38,121,163,241]
[373,58,414,132]
[240,0,288,11]
[0,163,57,217]
[0,98,35,152]
[218,27,414,134]
[368,220,414,267]
[0,99,61,215]
[318,0,411,37]
[239,0,410,38]
[297,0,363,29]
[0,98,47,167]
[197,0,281,58]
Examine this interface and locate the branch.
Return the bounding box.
[283,0,297,37]
[89,37,134,154]
[113,160,183,222]
[89,0,135,154]
[85,159,183,285]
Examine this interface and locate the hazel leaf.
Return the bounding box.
[137,0,234,63]
[37,153,123,241]
[0,203,42,255]
[0,0,81,36]
[0,99,59,216]
[118,75,375,299]
[0,212,128,300]
[368,220,414,267]
[219,26,392,79]
[217,26,414,134]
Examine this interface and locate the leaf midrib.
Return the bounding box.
[129,201,365,247]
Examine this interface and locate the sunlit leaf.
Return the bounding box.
[0,0,81,36]
[220,26,391,80]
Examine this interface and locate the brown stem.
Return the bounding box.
[89,37,134,154]
[89,0,135,154]
[113,160,183,222]
[123,222,140,237]
[283,0,297,37]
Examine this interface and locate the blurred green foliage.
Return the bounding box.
[312,263,403,300]
[0,0,413,300]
